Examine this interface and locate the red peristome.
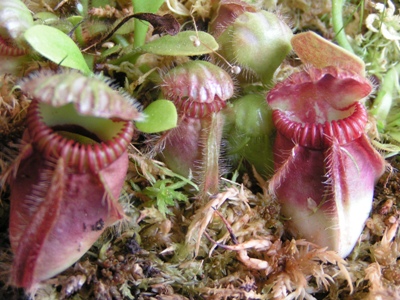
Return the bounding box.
[175,97,226,118]
[26,100,133,173]
[272,102,367,149]
[0,35,28,56]
[267,66,385,258]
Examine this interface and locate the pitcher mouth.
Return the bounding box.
[26,100,133,173]
[273,102,368,149]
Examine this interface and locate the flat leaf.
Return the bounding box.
[24,24,91,74]
[139,31,218,56]
[136,99,177,133]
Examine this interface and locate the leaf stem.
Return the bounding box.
[332,0,354,53]
[132,0,165,47]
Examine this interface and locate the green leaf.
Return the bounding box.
[139,31,219,56]
[24,24,91,74]
[143,179,188,216]
[136,99,178,133]
[158,166,199,191]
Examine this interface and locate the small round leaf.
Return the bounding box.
[136,100,178,133]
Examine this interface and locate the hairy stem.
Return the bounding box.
[200,113,224,197]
